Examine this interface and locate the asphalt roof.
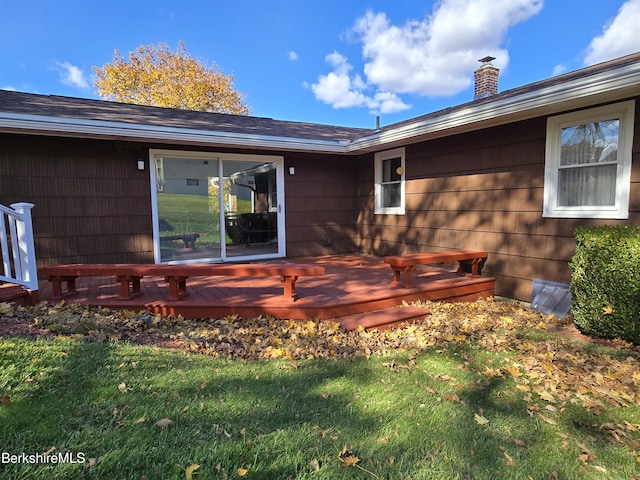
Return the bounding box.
[0,89,374,142]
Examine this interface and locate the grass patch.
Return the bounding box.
[1,299,639,479]
[157,192,251,248]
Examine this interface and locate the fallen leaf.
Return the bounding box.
[483,366,503,378]
[538,413,557,425]
[474,413,489,426]
[118,382,131,393]
[0,396,10,404]
[185,463,200,480]
[43,447,56,456]
[237,467,249,476]
[504,366,522,378]
[84,458,97,470]
[338,446,360,467]
[310,459,320,472]
[512,438,526,447]
[503,450,515,466]
[0,302,14,315]
[538,390,556,403]
[154,418,173,428]
[445,393,461,403]
[134,417,146,424]
[577,442,596,461]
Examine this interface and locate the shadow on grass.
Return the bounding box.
[1,340,383,479]
[1,338,636,479]
[0,339,115,478]
[111,354,383,479]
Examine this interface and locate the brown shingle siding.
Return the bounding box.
[0,133,154,266]
[358,109,640,302]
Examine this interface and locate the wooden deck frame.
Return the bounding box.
[33,255,496,329]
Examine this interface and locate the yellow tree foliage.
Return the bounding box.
[93,41,250,115]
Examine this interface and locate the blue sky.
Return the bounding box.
[2,0,640,128]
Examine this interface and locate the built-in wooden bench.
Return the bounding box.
[39,263,325,302]
[383,250,488,288]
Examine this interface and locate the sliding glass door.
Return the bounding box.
[150,150,285,264]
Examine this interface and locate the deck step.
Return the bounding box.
[334,305,430,331]
[0,283,32,306]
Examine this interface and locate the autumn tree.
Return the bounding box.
[93,41,250,115]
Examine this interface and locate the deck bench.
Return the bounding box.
[383,249,487,288]
[39,263,325,302]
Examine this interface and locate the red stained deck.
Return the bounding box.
[31,255,495,330]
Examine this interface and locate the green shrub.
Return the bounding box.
[570,225,640,343]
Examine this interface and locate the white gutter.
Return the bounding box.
[0,112,350,153]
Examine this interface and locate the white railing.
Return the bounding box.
[0,202,38,293]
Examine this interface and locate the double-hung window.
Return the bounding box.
[375,147,405,215]
[543,100,635,219]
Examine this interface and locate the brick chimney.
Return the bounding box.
[474,56,499,99]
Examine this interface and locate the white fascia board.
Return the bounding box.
[347,63,640,152]
[0,112,349,153]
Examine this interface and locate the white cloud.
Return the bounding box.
[311,0,542,112]
[56,61,89,89]
[288,51,298,61]
[584,0,640,66]
[311,52,372,109]
[311,52,411,113]
[372,91,411,114]
[552,64,567,76]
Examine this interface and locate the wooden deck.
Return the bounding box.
[28,255,495,330]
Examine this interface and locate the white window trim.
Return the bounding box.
[374,147,406,215]
[543,100,635,219]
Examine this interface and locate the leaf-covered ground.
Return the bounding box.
[2,298,639,418]
[1,298,640,477]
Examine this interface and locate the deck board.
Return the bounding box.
[32,254,495,328]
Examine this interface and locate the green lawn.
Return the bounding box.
[157,192,252,248]
[1,300,639,479]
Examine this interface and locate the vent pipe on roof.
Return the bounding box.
[474,56,499,99]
